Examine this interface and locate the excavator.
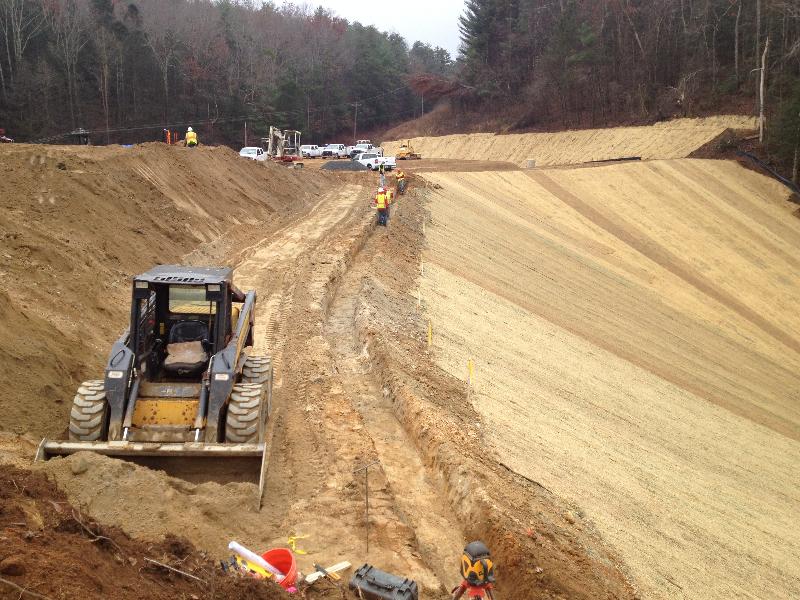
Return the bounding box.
[36,266,274,505]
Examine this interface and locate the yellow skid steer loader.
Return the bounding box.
[36,266,274,506]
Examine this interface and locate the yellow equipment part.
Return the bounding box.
[132,399,199,427]
[234,554,273,579]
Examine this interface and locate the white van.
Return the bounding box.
[239,146,266,162]
[300,144,322,158]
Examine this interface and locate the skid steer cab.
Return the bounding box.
[37,266,274,499]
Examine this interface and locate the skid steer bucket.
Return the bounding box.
[36,411,277,510]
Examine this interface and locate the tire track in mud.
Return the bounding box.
[324,252,464,588]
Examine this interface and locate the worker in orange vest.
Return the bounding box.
[374,187,389,226]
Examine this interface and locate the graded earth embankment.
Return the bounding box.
[418,159,800,599]
[384,116,756,166]
[0,143,328,438]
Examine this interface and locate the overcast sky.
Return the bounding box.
[276,0,467,57]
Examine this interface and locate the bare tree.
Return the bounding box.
[760,36,770,143]
[41,0,90,128]
[137,0,187,122]
[0,0,45,82]
[734,0,742,84]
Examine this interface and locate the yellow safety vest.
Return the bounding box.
[375,193,387,209]
[186,131,198,145]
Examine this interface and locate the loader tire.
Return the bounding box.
[68,380,109,442]
[225,383,267,444]
[242,355,272,385]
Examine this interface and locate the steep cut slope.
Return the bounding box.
[384,116,756,167]
[418,160,800,599]
[0,143,329,438]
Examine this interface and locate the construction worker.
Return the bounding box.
[185,126,198,148]
[378,162,386,187]
[451,541,496,600]
[396,169,406,194]
[374,187,389,226]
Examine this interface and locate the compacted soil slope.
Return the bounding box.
[384,116,756,167]
[418,159,800,599]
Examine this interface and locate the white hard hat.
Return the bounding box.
[187,126,193,132]
[378,187,385,192]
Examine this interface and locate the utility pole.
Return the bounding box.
[421,93,424,117]
[244,120,248,147]
[352,102,359,143]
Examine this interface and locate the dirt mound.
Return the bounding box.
[383,116,757,167]
[0,463,287,600]
[0,143,330,438]
[34,450,290,561]
[416,161,800,598]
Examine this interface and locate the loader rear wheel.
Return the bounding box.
[225,383,267,444]
[68,380,109,442]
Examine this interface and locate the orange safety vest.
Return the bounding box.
[375,193,387,209]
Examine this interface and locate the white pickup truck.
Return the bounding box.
[354,152,396,171]
[349,141,383,158]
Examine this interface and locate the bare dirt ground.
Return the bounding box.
[0,463,286,600]
[383,116,757,167]
[417,160,800,599]
[0,142,636,599]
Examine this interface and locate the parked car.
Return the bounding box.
[354,152,396,171]
[239,146,267,161]
[322,143,348,159]
[300,144,322,158]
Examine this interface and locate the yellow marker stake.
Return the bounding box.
[427,320,433,347]
[288,534,309,555]
[468,359,475,385]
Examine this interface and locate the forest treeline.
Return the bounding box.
[0,0,452,144]
[455,0,800,178]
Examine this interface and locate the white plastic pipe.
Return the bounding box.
[228,541,285,580]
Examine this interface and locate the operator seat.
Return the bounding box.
[163,320,209,375]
